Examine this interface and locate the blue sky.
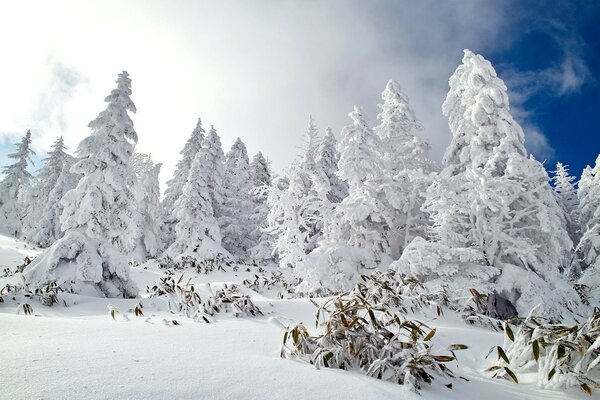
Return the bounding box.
[0,1,598,181]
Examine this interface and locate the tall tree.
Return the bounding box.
[220,138,255,256]
[25,71,141,297]
[162,118,205,247]
[0,130,35,236]
[203,125,227,222]
[137,161,164,259]
[21,137,74,244]
[416,50,580,320]
[317,127,348,203]
[577,155,600,294]
[248,152,275,263]
[166,145,223,260]
[552,162,580,242]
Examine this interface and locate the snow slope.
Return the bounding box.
[0,235,594,400]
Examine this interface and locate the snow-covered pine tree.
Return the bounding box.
[131,151,155,177]
[248,152,275,264]
[375,79,434,254]
[166,145,224,260]
[301,107,389,293]
[220,138,255,256]
[27,159,80,248]
[552,162,580,242]
[137,162,164,259]
[0,130,35,236]
[406,50,580,320]
[577,155,600,294]
[24,71,142,297]
[162,118,205,247]
[203,125,227,222]
[317,127,348,203]
[21,137,73,244]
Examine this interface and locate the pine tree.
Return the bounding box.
[414,50,580,320]
[248,152,275,263]
[552,162,580,240]
[21,137,74,245]
[24,71,141,297]
[0,130,35,236]
[28,160,80,248]
[203,125,227,222]
[162,118,205,247]
[375,80,434,254]
[577,155,600,293]
[317,127,348,203]
[167,146,223,260]
[220,138,255,256]
[138,162,164,259]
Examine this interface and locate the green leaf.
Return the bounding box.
[448,344,469,351]
[532,340,540,362]
[497,346,510,364]
[503,367,518,383]
[504,323,514,342]
[424,328,436,341]
[433,355,455,362]
[548,368,556,381]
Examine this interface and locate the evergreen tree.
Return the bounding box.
[0,130,35,236]
[317,127,348,203]
[25,71,141,297]
[552,162,580,241]
[577,155,600,292]
[203,125,226,222]
[22,137,74,244]
[137,162,164,259]
[28,160,80,248]
[413,50,580,320]
[166,146,223,259]
[221,138,255,256]
[248,152,275,263]
[162,118,205,247]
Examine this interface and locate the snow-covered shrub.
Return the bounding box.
[146,276,263,322]
[281,273,468,393]
[1,278,65,309]
[487,307,600,395]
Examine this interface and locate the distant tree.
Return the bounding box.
[25,71,141,297]
[137,162,164,258]
[162,118,205,247]
[166,145,223,260]
[248,152,274,263]
[220,138,255,256]
[0,130,35,236]
[552,162,580,241]
[317,127,348,203]
[203,126,227,222]
[21,137,74,245]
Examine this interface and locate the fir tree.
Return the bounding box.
[317,127,348,203]
[248,152,275,263]
[25,71,142,297]
[0,130,35,236]
[577,155,600,293]
[162,118,205,247]
[137,162,164,259]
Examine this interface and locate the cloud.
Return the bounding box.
[522,124,555,162]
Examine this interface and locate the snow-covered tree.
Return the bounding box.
[248,152,274,263]
[317,127,348,203]
[220,138,255,256]
[137,162,164,259]
[131,151,155,177]
[162,118,205,247]
[552,162,580,241]
[301,107,390,292]
[166,145,224,260]
[374,80,434,254]
[27,160,80,248]
[0,130,35,236]
[21,137,74,244]
[577,155,600,292]
[375,79,431,174]
[24,71,142,297]
[203,125,226,221]
[411,50,580,320]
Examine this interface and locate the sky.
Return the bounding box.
[0,0,598,184]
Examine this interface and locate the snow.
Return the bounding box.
[1,235,595,399]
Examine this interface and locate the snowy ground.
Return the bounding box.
[0,235,595,400]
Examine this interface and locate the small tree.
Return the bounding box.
[317,127,348,203]
[0,130,35,236]
[162,118,205,247]
[138,162,164,258]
